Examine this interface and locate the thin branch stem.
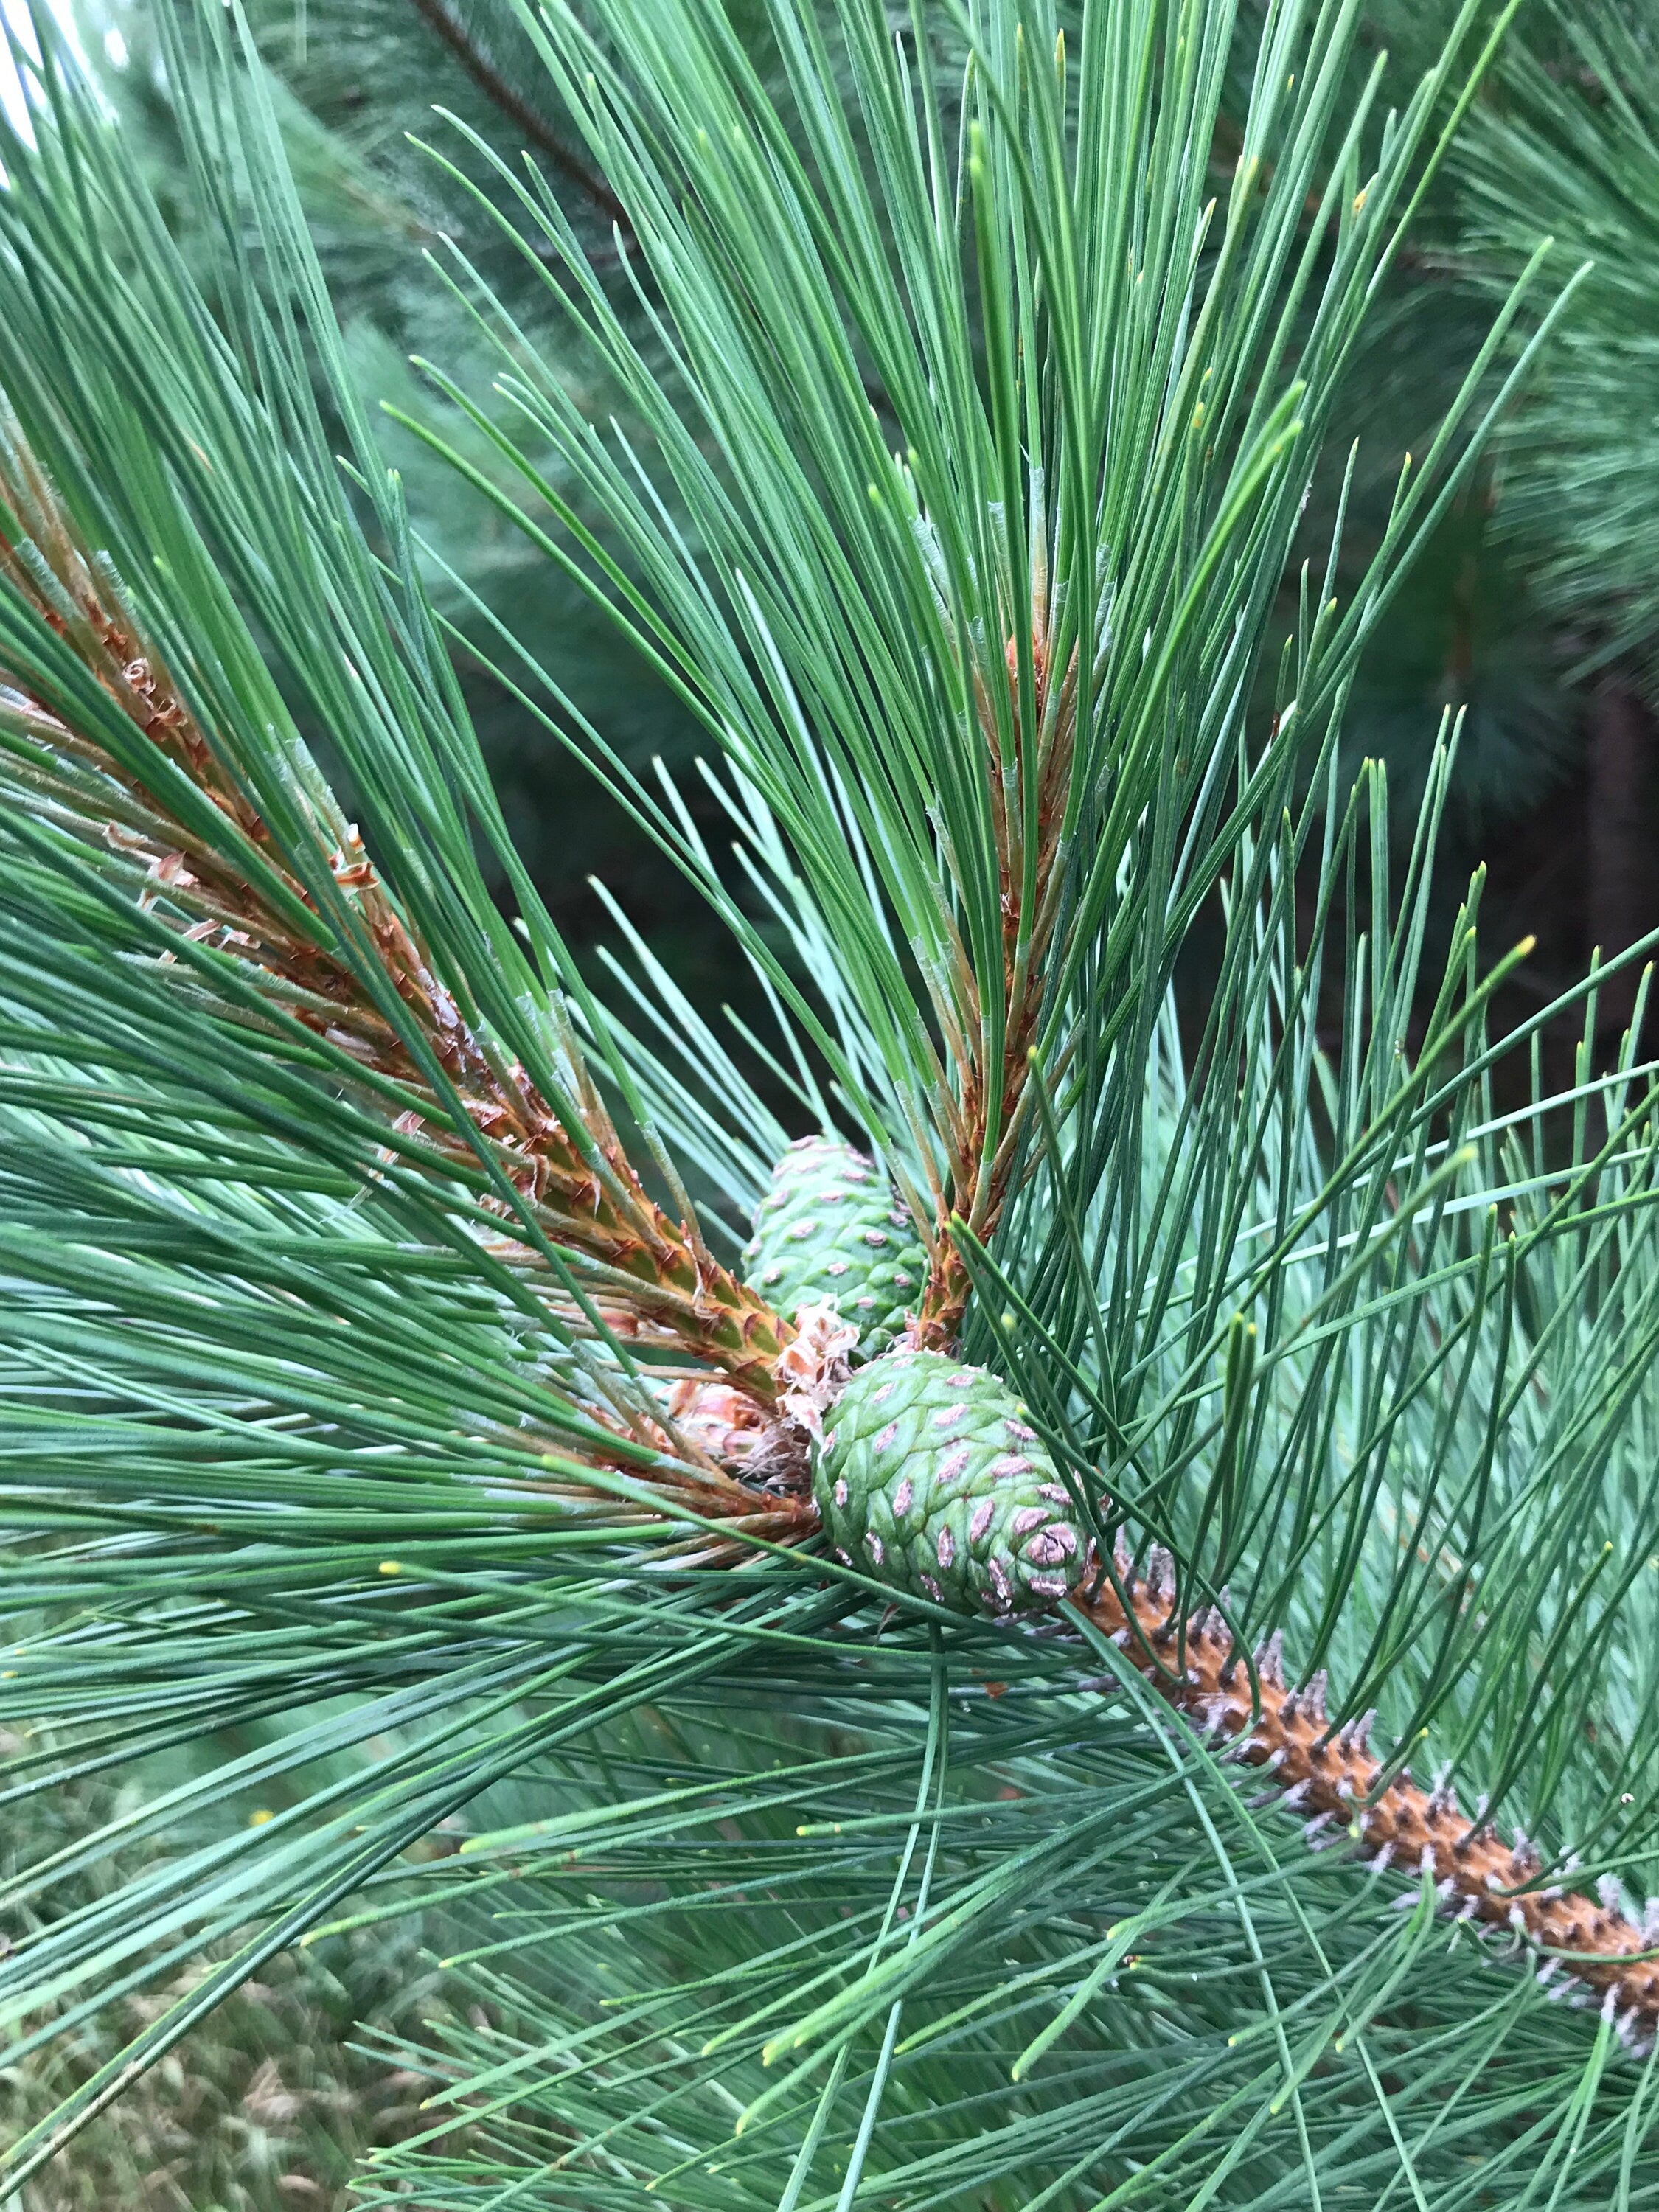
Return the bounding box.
[404,0,634,239]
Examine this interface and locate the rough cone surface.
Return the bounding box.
[817,1349,1083,1614]
[744,1135,926,1357]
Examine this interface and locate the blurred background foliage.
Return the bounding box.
[13,0,1659,2200]
[1,1725,464,2210]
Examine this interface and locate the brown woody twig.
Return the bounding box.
[1068,1543,1659,2041]
[405,0,633,240]
[0,435,796,1423]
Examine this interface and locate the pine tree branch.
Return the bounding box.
[1069,1551,1659,2044]
[403,0,633,242]
[0,431,793,1405]
[917,605,1077,1348]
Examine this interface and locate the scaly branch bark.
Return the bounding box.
[0,434,793,1404]
[1069,1543,1659,2042]
[916,592,1077,1349]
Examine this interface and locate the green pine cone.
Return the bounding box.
[816,1349,1085,1615]
[742,1135,927,1357]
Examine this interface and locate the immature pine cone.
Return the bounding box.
[816,1349,1083,1613]
[743,1135,927,1359]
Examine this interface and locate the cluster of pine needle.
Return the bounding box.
[4,2,1659,2208]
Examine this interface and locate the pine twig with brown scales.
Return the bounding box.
[914,548,1079,1352]
[0,432,800,1507]
[813,519,1659,2032]
[15,425,1659,2045]
[1065,1541,1659,2045]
